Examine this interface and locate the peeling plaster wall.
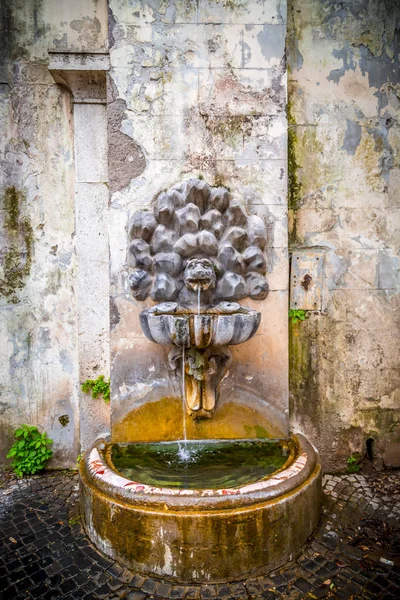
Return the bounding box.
[108,0,289,436]
[288,0,400,470]
[2,0,398,471]
[0,0,108,466]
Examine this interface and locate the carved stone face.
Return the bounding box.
[183,258,217,292]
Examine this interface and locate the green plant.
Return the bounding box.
[76,453,82,467]
[81,375,110,403]
[6,425,53,477]
[347,454,361,473]
[289,309,307,324]
[68,515,81,526]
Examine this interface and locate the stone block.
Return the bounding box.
[148,22,285,70]
[121,114,188,160]
[215,272,247,300]
[142,69,199,115]
[383,436,400,468]
[199,68,286,117]
[265,247,289,291]
[199,159,287,206]
[323,249,377,291]
[198,0,286,25]
[234,291,288,372]
[260,205,288,248]
[185,113,287,163]
[110,0,198,25]
[154,252,183,276]
[74,104,108,183]
[377,251,400,290]
[226,24,286,70]
[302,208,399,251]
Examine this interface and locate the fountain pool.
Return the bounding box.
[110,439,291,489]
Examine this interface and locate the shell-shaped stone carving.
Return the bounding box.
[128,178,269,303]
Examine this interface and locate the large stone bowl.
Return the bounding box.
[80,433,321,583]
[139,302,261,349]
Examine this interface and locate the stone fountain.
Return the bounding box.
[80,179,321,583]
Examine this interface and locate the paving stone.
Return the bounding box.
[201,583,219,598]
[185,586,201,599]
[94,583,115,599]
[109,579,124,591]
[171,584,190,598]
[156,581,173,598]
[229,582,248,597]
[246,579,265,595]
[215,584,231,598]
[141,578,158,594]
[293,577,313,593]
[261,592,279,600]
[126,592,146,600]
[108,563,125,578]
[311,585,330,599]
[130,574,147,588]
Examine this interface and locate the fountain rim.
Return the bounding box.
[80,433,319,512]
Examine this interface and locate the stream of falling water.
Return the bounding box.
[179,286,201,462]
[197,285,201,316]
[178,343,190,461]
[181,343,187,441]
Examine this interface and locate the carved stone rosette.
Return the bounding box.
[128,178,269,305]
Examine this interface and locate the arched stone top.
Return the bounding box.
[128,179,269,305]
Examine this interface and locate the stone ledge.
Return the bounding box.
[48,52,109,103]
[48,52,110,71]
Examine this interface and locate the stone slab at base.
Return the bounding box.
[80,433,321,583]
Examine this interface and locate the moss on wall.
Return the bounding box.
[287,99,301,212]
[289,316,322,435]
[287,0,400,471]
[1,187,33,303]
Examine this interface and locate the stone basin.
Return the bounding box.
[80,433,321,583]
[140,302,261,349]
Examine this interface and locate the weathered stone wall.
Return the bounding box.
[288,0,400,470]
[108,0,289,439]
[2,0,399,471]
[0,0,109,466]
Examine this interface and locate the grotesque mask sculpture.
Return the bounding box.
[183,258,217,292]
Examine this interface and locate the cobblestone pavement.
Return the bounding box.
[0,469,399,599]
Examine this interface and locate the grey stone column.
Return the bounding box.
[49,53,111,450]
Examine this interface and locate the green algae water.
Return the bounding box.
[111,440,290,490]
